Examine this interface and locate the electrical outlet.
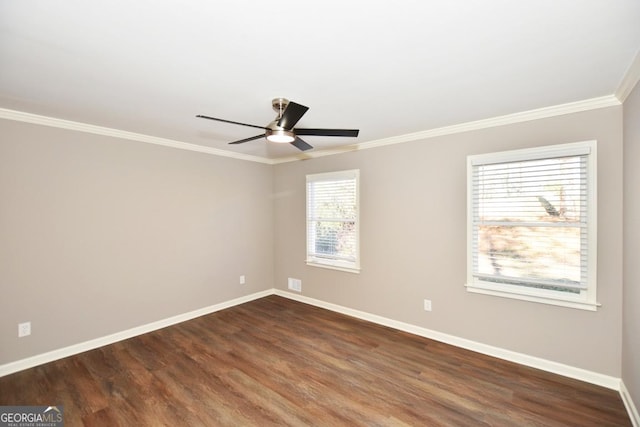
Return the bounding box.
[239,275,246,285]
[423,299,432,312]
[288,278,302,292]
[18,321,31,337]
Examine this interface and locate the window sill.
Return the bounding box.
[465,283,600,311]
[306,261,360,274]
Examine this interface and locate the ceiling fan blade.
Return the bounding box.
[294,128,360,137]
[229,134,265,145]
[277,102,309,129]
[196,115,267,130]
[290,137,313,151]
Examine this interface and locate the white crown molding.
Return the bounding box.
[274,289,622,390]
[0,108,273,165]
[1,94,621,166]
[271,145,362,164]
[616,50,640,103]
[273,95,621,164]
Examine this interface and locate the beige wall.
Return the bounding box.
[274,106,624,376]
[0,104,628,382]
[0,119,274,365]
[623,81,640,404]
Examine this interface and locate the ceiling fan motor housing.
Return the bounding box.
[266,120,295,143]
[266,98,295,142]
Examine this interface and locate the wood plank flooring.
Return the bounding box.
[0,295,631,426]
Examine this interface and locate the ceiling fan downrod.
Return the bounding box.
[272,97,289,120]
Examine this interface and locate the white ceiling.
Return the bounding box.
[1,1,639,161]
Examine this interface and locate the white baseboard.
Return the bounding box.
[0,290,272,377]
[0,287,628,402]
[621,380,640,427]
[274,289,622,391]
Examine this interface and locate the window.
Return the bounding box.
[466,141,597,310]
[306,169,360,273]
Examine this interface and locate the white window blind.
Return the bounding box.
[306,170,360,273]
[467,141,597,310]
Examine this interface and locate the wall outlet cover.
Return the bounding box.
[18,321,31,337]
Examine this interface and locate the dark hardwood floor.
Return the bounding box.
[0,295,631,426]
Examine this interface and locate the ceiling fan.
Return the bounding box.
[197,98,359,151]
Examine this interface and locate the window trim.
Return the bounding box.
[306,169,360,274]
[466,141,598,311]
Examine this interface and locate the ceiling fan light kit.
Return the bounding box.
[197,98,359,151]
[266,128,295,143]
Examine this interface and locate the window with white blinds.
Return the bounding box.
[306,169,360,273]
[466,141,598,310]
